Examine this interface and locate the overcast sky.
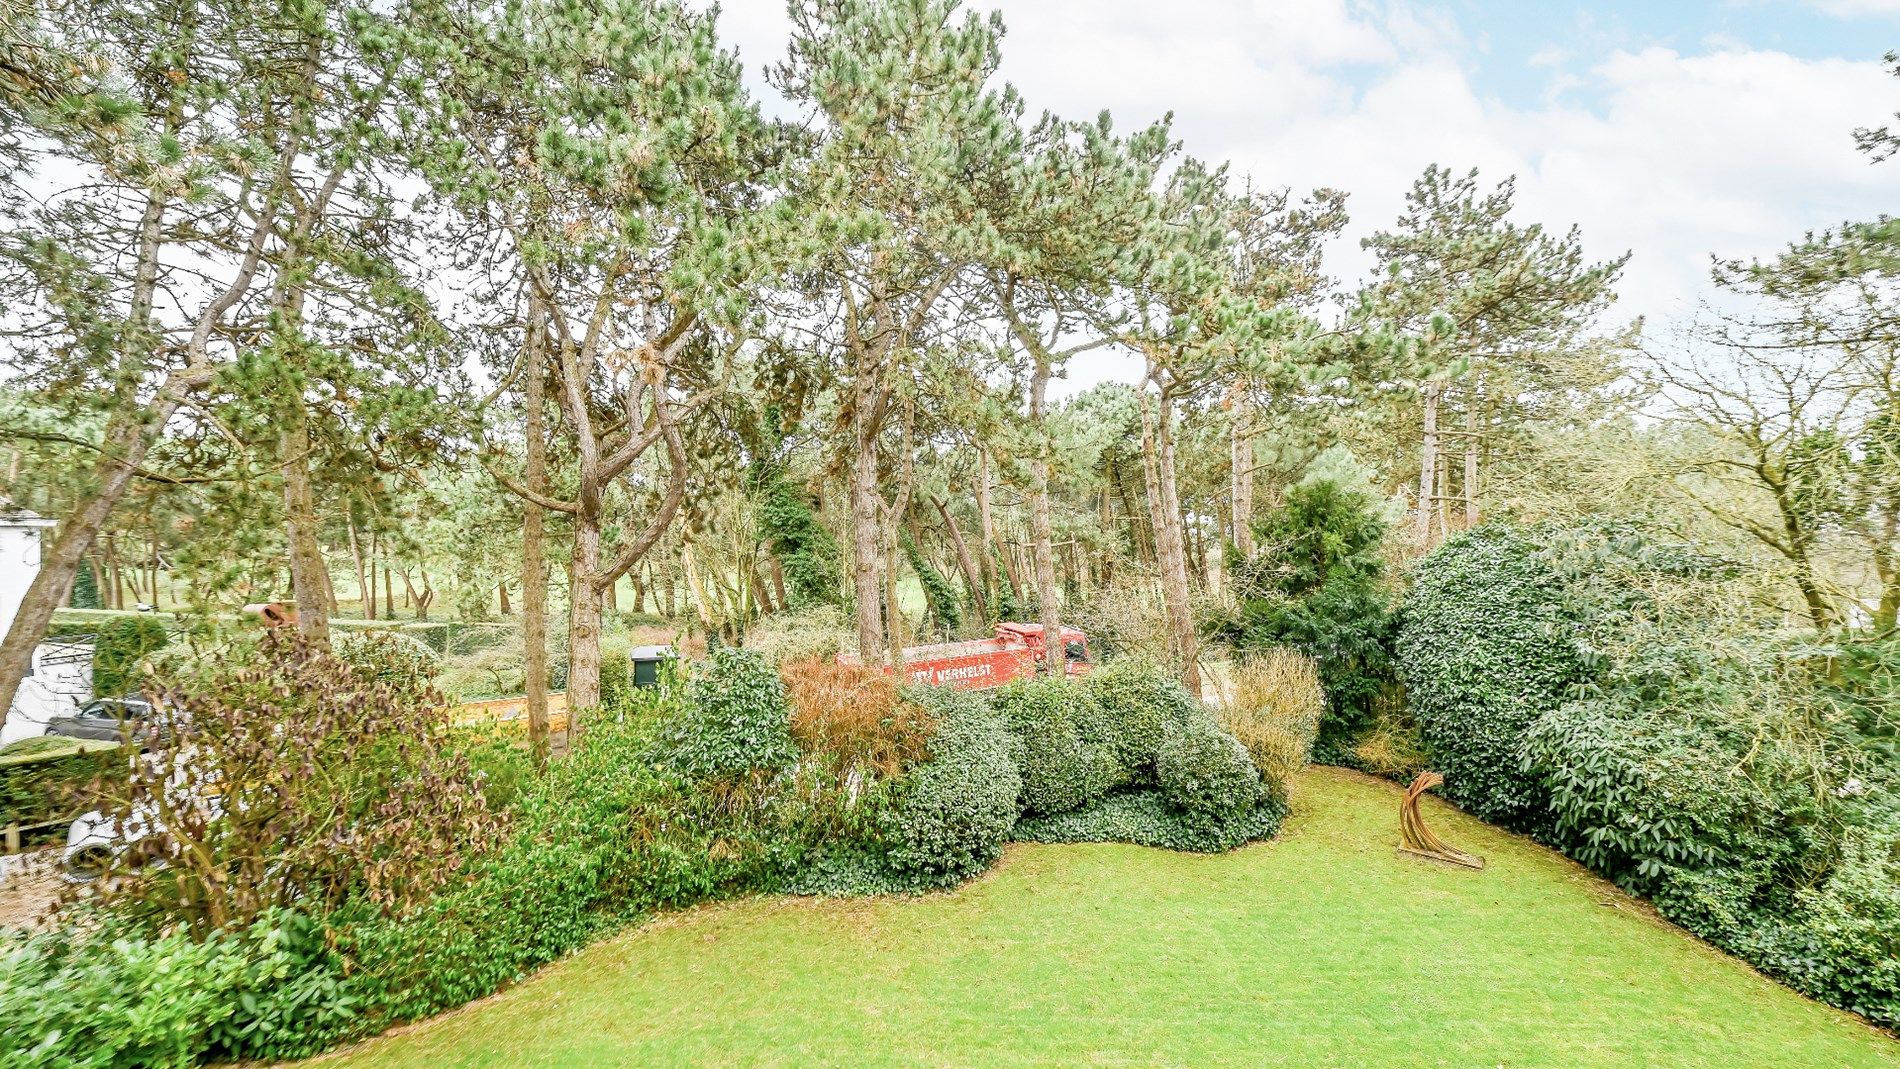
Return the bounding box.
[703,0,1899,392]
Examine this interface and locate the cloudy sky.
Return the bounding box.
[704,0,1898,389]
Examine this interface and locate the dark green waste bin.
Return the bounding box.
[629,645,675,688]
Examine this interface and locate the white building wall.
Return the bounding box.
[1,513,89,745]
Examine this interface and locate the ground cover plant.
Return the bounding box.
[310,768,1899,1069]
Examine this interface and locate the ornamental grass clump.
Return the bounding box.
[1219,648,1323,800]
[781,659,936,779]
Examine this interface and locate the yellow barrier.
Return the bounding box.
[452,692,571,735]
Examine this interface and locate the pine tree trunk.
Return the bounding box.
[1139,379,1201,696]
[383,564,394,619]
[1230,394,1255,559]
[977,449,1000,605]
[280,413,331,643]
[681,542,716,631]
[1464,398,1480,529]
[347,519,372,620]
[566,485,603,721]
[1417,381,1441,545]
[935,496,989,623]
[520,351,551,751]
[850,440,887,665]
[1029,355,1062,673]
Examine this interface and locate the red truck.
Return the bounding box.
[840,622,1093,691]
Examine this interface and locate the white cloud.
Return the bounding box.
[1809,0,1900,18]
[703,1,1897,390]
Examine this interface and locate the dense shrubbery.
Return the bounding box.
[81,632,505,933]
[0,739,122,828]
[1395,525,1582,826]
[996,662,1289,852]
[651,647,799,779]
[1223,466,1397,761]
[3,645,1282,1066]
[879,685,1020,884]
[743,604,856,665]
[333,629,442,685]
[1397,521,1900,1028]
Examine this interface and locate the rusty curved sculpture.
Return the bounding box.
[1399,771,1484,870]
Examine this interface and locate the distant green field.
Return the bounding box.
[315,768,1897,1068]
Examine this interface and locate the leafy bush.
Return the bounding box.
[0,909,355,1067]
[92,615,172,697]
[81,631,505,933]
[1155,714,1268,848]
[333,629,441,686]
[0,740,121,827]
[879,685,1020,885]
[1081,656,1199,778]
[991,676,1121,815]
[782,659,936,778]
[1395,525,1583,826]
[1015,787,1286,853]
[1219,648,1323,800]
[651,647,797,779]
[1400,520,1900,1028]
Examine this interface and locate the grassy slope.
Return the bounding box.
[315,768,1897,1069]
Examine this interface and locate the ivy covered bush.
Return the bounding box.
[992,677,1121,814]
[1007,662,1288,852]
[879,685,1020,885]
[1396,520,1900,1028]
[651,647,798,779]
[1395,525,1583,827]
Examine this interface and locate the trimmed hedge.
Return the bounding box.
[0,741,122,828]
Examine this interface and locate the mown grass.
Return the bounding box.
[313,767,1897,1068]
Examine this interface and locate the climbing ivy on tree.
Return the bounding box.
[753,464,844,610]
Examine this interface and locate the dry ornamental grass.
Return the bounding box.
[780,660,937,779]
[1219,648,1324,798]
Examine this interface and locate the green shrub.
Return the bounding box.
[991,677,1120,815]
[1395,525,1583,826]
[0,909,355,1067]
[1155,714,1267,848]
[92,615,172,697]
[332,629,441,686]
[879,686,1020,885]
[1081,657,1198,778]
[1015,787,1286,853]
[744,604,855,665]
[651,647,797,779]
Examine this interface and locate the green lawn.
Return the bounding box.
[314,768,1897,1069]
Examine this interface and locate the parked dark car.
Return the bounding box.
[45,695,160,744]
